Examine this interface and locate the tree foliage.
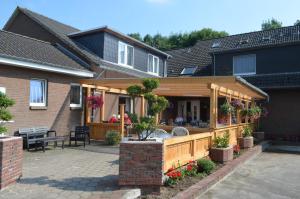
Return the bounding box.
[0,92,15,134]
[126,79,168,140]
[295,20,300,26]
[128,28,228,51]
[261,18,282,30]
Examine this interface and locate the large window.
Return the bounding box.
[148,54,159,75]
[30,79,47,106]
[233,54,256,75]
[70,84,82,108]
[118,41,134,67]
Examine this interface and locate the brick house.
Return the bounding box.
[0,7,170,135]
[167,25,300,140]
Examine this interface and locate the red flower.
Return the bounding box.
[189,160,194,164]
[234,145,240,153]
[187,165,193,171]
[167,167,174,173]
[176,171,182,177]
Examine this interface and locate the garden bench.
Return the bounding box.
[18,127,57,151]
[34,136,65,152]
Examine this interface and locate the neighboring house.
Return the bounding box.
[0,7,171,135]
[0,30,93,135]
[4,7,171,78]
[168,25,300,140]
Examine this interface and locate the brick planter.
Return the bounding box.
[0,136,23,189]
[119,141,164,195]
[210,146,233,163]
[238,136,254,148]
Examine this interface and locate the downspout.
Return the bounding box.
[213,53,216,76]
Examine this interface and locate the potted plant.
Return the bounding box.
[238,126,254,148]
[210,131,233,163]
[219,101,234,124]
[0,92,23,189]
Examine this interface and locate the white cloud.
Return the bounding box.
[146,0,171,4]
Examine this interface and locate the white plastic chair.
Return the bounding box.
[171,127,189,136]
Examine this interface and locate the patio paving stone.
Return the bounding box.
[0,145,121,199]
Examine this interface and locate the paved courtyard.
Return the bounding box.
[0,144,122,199]
[200,151,300,199]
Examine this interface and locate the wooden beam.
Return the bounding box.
[209,88,217,129]
[100,90,105,122]
[140,96,145,117]
[85,87,91,124]
[228,95,232,126]
[120,104,125,138]
[245,101,249,123]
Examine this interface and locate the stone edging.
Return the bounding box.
[172,141,271,199]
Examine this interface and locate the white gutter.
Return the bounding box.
[0,56,94,78]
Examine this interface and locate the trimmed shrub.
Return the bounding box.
[197,159,216,174]
[105,131,121,145]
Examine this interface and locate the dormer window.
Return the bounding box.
[148,54,159,75]
[118,41,134,67]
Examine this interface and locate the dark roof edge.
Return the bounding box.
[235,76,269,100]
[68,26,172,58]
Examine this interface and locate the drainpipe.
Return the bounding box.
[213,53,216,76]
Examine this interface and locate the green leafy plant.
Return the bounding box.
[126,79,169,140]
[105,131,121,145]
[214,132,230,148]
[0,92,15,135]
[197,159,216,174]
[220,102,234,116]
[242,126,253,137]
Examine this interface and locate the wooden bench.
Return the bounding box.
[18,127,57,151]
[34,136,65,152]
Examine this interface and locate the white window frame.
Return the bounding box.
[118,41,134,67]
[233,54,256,76]
[70,83,82,108]
[29,79,47,107]
[147,54,160,76]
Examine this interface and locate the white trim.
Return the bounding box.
[118,41,134,68]
[233,54,256,76]
[0,56,94,78]
[70,83,82,108]
[29,79,47,107]
[147,54,160,76]
[0,87,6,94]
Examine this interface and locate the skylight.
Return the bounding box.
[239,38,249,44]
[262,35,271,41]
[180,67,197,75]
[212,42,221,48]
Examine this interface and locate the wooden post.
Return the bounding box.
[228,95,232,126]
[245,101,249,123]
[236,97,241,124]
[250,99,255,123]
[141,96,145,117]
[100,90,105,122]
[120,104,125,138]
[85,87,91,124]
[155,113,159,125]
[210,88,217,129]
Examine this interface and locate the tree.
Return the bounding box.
[129,28,229,51]
[0,92,15,135]
[261,18,282,30]
[126,79,168,140]
[128,33,143,41]
[295,20,300,26]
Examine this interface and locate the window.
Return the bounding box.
[180,66,197,76]
[70,84,82,108]
[30,79,47,106]
[148,54,159,75]
[118,41,134,67]
[233,54,256,75]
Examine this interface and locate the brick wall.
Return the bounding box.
[119,141,164,194]
[0,137,23,189]
[0,65,83,136]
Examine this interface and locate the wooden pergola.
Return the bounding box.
[81,76,267,132]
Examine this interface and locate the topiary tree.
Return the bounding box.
[126,78,168,140]
[0,92,15,135]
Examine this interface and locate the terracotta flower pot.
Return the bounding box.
[238,136,254,148]
[210,146,233,163]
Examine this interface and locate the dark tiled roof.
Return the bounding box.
[0,30,90,72]
[18,7,100,64]
[167,25,300,77]
[243,73,300,89]
[16,8,159,78]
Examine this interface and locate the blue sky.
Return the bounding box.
[1,0,300,37]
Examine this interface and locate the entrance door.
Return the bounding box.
[191,100,200,121]
[177,101,187,119]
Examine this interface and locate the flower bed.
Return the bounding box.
[139,145,249,199]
